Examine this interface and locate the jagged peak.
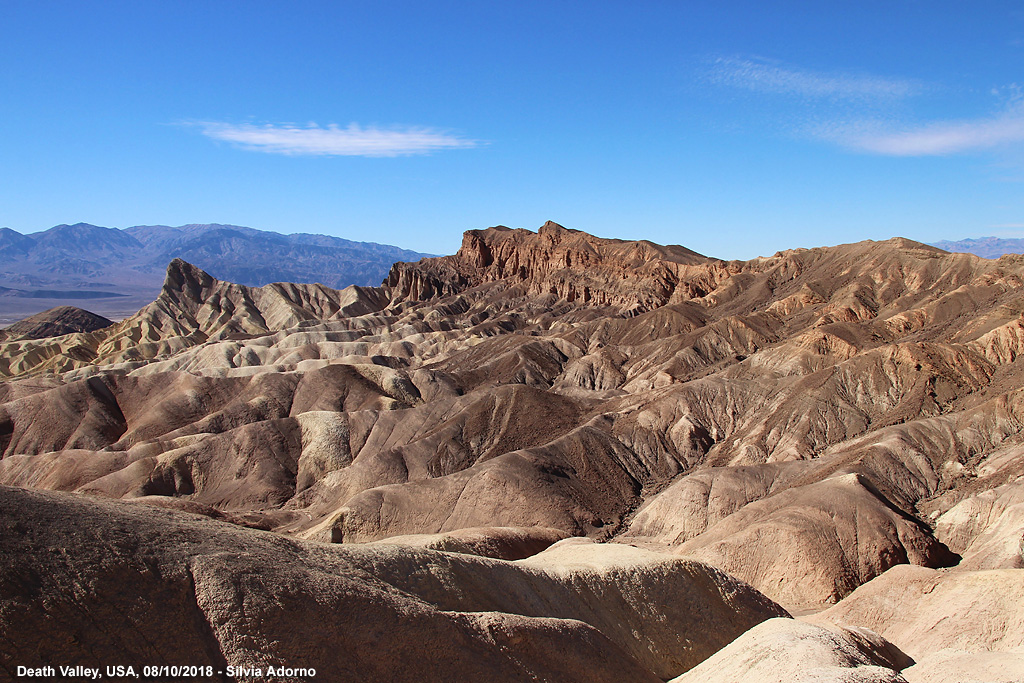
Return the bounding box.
[165,257,214,280]
[162,258,217,296]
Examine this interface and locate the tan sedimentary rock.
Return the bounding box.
[668,618,911,683]
[370,525,569,560]
[934,478,1024,570]
[900,648,1024,683]
[5,222,1024,673]
[0,486,787,681]
[807,564,1024,658]
[1,305,113,340]
[0,259,390,378]
[674,473,955,606]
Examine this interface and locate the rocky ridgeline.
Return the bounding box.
[387,221,727,311]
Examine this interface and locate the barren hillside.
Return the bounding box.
[2,222,1022,681]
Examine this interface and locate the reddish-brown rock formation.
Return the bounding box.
[387,222,718,312]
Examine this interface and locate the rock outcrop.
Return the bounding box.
[0,305,112,340]
[386,222,717,312]
[0,258,391,377]
[669,618,912,683]
[807,564,1024,659]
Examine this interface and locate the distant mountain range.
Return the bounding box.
[4,225,1021,325]
[0,222,432,290]
[0,222,433,323]
[930,236,1024,259]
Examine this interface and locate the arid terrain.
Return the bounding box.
[2,222,1023,681]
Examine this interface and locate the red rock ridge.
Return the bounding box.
[386,221,733,313]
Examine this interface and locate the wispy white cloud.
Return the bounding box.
[708,56,923,101]
[195,121,479,157]
[705,56,1024,160]
[817,104,1024,156]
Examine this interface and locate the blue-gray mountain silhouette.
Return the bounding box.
[0,222,433,293]
[931,237,1024,260]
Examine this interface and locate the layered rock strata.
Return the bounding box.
[3,222,1024,679]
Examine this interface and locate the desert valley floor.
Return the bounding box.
[1,222,1023,681]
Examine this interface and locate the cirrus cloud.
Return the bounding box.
[816,104,1024,156]
[195,121,480,157]
[705,55,1024,158]
[708,56,924,101]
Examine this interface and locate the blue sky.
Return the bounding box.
[2,1,1023,259]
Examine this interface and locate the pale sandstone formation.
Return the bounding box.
[900,648,1024,683]
[623,463,792,546]
[668,618,911,683]
[934,477,1024,570]
[807,564,1024,659]
[673,473,954,606]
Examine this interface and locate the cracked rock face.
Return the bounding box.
[3,222,1024,679]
